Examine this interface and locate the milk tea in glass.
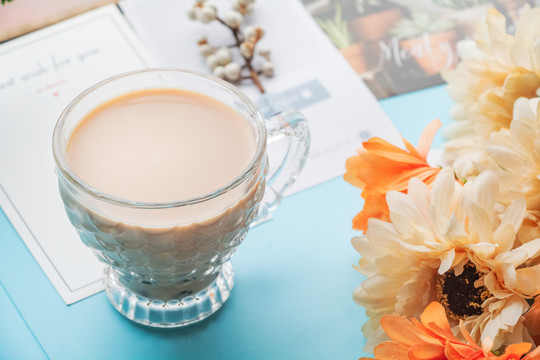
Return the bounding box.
[52,69,310,327]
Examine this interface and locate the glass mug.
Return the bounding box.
[52,69,310,328]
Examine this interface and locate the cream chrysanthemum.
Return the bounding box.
[483,97,540,244]
[459,171,540,349]
[353,168,540,351]
[442,6,540,178]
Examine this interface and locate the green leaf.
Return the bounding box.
[314,4,353,49]
[389,12,456,40]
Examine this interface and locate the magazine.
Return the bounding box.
[301,0,537,98]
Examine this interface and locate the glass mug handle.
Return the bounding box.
[252,110,310,225]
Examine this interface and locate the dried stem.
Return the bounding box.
[216,16,265,94]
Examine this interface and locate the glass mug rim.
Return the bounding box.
[52,68,268,210]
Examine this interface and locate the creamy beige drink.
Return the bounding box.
[67,88,256,204]
[62,89,264,298]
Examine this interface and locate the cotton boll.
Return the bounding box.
[243,26,255,41]
[240,41,254,58]
[206,54,219,69]
[197,35,208,45]
[187,7,197,20]
[215,47,232,65]
[199,5,217,23]
[245,3,254,14]
[224,62,241,81]
[262,61,274,77]
[258,47,270,57]
[213,66,226,79]
[199,44,214,57]
[223,10,243,28]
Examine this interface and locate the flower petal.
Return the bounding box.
[420,302,454,340]
[387,191,431,237]
[471,170,499,215]
[523,345,540,360]
[416,119,442,160]
[503,342,532,356]
[499,197,527,234]
[380,316,438,346]
[496,239,540,267]
[461,198,494,244]
[459,321,480,349]
[363,138,426,165]
[515,266,540,296]
[445,341,480,359]
[408,343,445,360]
[373,342,409,360]
[438,249,455,275]
[500,296,526,326]
[430,168,457,235]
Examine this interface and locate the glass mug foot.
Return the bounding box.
[103,262,235,328]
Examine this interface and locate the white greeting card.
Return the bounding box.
[0,5,155,304]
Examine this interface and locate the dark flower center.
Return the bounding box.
[436,262,490,320]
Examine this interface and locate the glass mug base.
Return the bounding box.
[103,262,235,328]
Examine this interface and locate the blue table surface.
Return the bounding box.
[0,85,454,360]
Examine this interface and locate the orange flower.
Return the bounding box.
[344,119,442,232]
[524,297,540,346]
[360,302,539,360]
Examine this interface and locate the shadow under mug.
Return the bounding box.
[52,68,310,328]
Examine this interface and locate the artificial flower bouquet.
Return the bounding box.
[346,6,540,360]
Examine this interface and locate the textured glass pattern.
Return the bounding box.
[60,176,265,295]
[58,174,264,327]
[104,262,235,327]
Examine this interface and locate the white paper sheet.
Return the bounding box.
[0,5,155,304]
[119,0,402,195]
